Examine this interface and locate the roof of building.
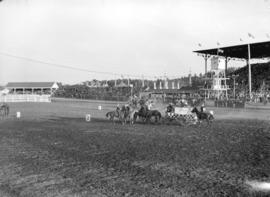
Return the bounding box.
[6,82,57,88]
[194,41,270,59]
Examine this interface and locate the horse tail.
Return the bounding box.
[106,112,110,118]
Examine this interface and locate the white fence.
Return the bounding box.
[0,94,51,102]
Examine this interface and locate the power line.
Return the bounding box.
[0,51,185,79]
[0,51,148,78]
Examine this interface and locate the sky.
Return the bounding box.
[0,0,270,85]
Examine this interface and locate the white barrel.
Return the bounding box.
[16,112,21,118]
[98,105,102,110]
[85,114,91,122]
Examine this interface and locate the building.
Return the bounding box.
[5,82,59,95]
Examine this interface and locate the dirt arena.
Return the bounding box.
[0,100,270,197]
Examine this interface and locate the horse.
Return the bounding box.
[123,106,139,125]
[106,108,121,124]
[118,105,130,125]
[191,107,214,125]
[0,103,9,119]
[134,105,148,123]
[134,105,161,123]
[145,110,162,123]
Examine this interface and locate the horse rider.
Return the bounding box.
[116,104,120,111]
[124,103,130,112]
[200,103,206,112]
[166,103,174,117]
[147,100,154,110]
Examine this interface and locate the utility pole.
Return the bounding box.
[232,74,239,100]
[204,55,210,76]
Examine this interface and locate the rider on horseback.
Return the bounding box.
[116,104,120,111]
[166,103,174,117]
[200,103,205,112]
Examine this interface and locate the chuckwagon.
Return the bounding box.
[164,106,198,125]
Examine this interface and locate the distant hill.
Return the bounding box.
[228,61,270,91]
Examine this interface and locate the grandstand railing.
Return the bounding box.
[0,94,51,102]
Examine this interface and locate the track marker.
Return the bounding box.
[16,112,21,119]
[85,114,91,122]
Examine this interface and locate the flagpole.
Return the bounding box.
[225,57,228,99]
[248,43,252,100]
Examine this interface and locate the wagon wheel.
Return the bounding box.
[160,116,168,124]
[184,114,197,126]
[163,114,175,125]
[174,115,185,126]
[160,116,167,124]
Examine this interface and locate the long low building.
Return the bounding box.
[5,82,59,95]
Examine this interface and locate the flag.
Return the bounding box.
[198,43,202,47]
[248,33,255,39]
[240,38,243,42]
[217,42,220,46]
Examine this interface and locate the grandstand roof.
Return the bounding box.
[194,41,270,59]
[6,82,58,89]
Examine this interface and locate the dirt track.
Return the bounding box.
[0,102,270,196]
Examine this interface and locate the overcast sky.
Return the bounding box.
[0,0,270,85]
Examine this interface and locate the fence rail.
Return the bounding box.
[0,94,51,102]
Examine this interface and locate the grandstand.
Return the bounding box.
[194,40,270,100]
[0,82,59,102]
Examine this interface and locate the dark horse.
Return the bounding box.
[191,107,214,125]
[134,105,147,122]
[146,110,162,123]
[134,105,161,123]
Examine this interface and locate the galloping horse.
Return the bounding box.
[146,110,162,123]
[134,105,148,122]
[191,107,214,125]
[134,105,161,123]
[0,103,9,119]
